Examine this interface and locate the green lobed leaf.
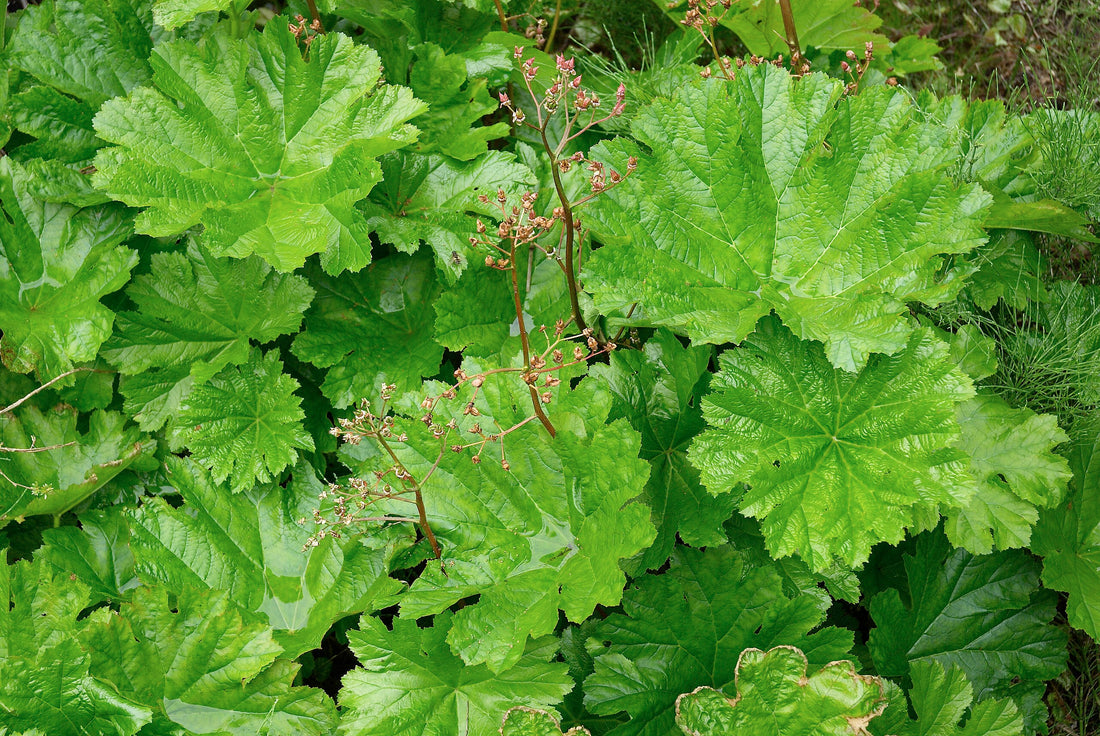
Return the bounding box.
[39,508,138,601]
[434,261,516,357]
[502,707,592,736]
[93,20,425,273]
[584,546,853,736]
[376,359,655,673]
[152,0,235,29]
[178,347,314,493]
[1034,416,1100,641]
[7,0,154,107]
[869,660,1023,736]
[945,393,1071,554]
[102,240,315,430]
[964,230,1048,310]
[126,457,406,657]
[0,406,154,523]
[690,316,975,570]
[587,65,991,371]
[590,330,736,569]
[0,157,137,381]
[292,249,444,409]
[406,42,510,160]
[82,585,337,734]
[673,647,886,736]
[868,530,1066,731]
[0,558,152,734]
[362,151,535,280]
[337,611,572,736]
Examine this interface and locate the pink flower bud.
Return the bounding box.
[616,83,626,104]
[514,45,524,59]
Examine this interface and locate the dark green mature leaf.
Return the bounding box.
[407,42,509,160]
[7,85,99,164]
[584,546,853,736]
[83,585,337,734]
[293,249,444,408]
[1034,417,1100,641]
[324,0,501,88]
[40,508,138,601]
[590,330,735,569]
[587,66,991,371]
[0,158,136,380]
[0,406,154,523]
[674,647,886,736]
[338,611,572,736]
[434,262,516,356]
[690,317,975,570]
[869,661,1023,736]
[376,360,654,673]
[177,348,313,493]
[868,531,1066,731]
[102,241,314,430]
[363,151,534,280]
[126,457,406,656]
[7,0,154,107]
[946,394,1070,554]
[0,558,152,734]
[93,20,425,273]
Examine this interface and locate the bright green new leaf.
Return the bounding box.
[963,231,1047,310]
[1034,417,1100,641]
[674,647,886,736]
[126,457,405,656]
[590,330,736,569]
[587,66,991,371]
[152,0,235,29]
[868,530,1066,731]
[7,0,154,107]
[376,360,654,673]
[501,707,591,736]
[584,546,853,736]
[0,406,154,523]
[690,317,975,570]
[82,585,337,734]
[293,250,444,408]
[869,661,1023,736]
[40,508,138,601]
[93,20,425,273]
[178,348,314,493]
[945,324,998,381]
[0,157,136,380]
[102,241,314,430]
[984,199,1099,242]
[658,0,888,56]
[0,558,152,734]
[946,394,1070,554]
[338,612,572,736]
[362,151,534,280]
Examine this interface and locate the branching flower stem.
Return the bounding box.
[508,229,557,437]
